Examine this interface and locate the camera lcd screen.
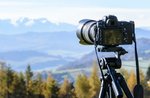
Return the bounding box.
[103,29,123,45]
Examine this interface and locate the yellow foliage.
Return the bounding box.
[58,78,71,98]
[119,68,129,81]
[127,70,136,92]
[75,74,91,98]
[89,63,100,98]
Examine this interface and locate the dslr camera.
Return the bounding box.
[76,15,134,46]
[76,15,143,98]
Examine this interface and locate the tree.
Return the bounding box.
[1,67,26,98]
[17,72,26,98]
[29,73,44,98]
[139,69,146,86]
[6,67,14,98]
[29,79,44,98]
[119,68,129,81]
[10,72,23,98]
[58,78,71,98]
[0,67,7,98]
[127,70,136,92]
[42,75,58,98]
[75,74,91,98]
[25,64,33,84]
[35,73,43,98]
[139,69,150,98]
[146,65,150,81]
[89,63,100,98]
[25,64,33,97]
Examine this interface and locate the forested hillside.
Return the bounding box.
[0,63,150,98]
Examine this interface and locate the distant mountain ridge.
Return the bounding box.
[135,28,150,38]
[0,18,149,71]
[0,18,76,35]
[0,31,88,71]
[57,38,150,71]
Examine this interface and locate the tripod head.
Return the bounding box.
[98,46,128,58]
[97,46,127,69]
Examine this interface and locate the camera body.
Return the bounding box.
[96,15,134,46]
[76,15,134,46]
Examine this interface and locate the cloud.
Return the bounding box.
[44,7,150,27]
[0,1,33,7]
[0,6,150,27]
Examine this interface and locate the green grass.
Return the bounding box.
[53,60,150,80]
[122,60,150,73]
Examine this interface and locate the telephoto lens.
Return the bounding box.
[76,19,96,45]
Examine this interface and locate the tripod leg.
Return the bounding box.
[99,80,108,98]
[109,84,112,98]
[117,73,134,98]
[109,84,116,98]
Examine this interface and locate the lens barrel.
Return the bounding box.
[76,19,96,45]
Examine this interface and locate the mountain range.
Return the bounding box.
[0,18,76,35]
[0,18,91,71]
[57,38,150,69]
[0,18,150,72]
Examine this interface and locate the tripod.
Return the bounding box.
[96,47,134,98]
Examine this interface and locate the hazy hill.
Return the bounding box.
[0,30,92,71]
[0,18,149,72]
[135,28,150,38]
[57,38,150,71]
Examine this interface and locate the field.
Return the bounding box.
[51,59,150,83]
[122,60,150,73]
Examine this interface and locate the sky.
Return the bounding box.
[0,0,150,27]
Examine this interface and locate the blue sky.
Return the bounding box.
[0,0,150,27]
[0,0,149,8]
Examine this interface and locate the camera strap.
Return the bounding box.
[133,36,140,85]
[133,29,144,98]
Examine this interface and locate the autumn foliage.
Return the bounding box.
[0,64,150,98]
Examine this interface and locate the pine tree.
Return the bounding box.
[42,75,58,98]
[6,67,14,98]
[36,73,43,97]
[41,81,49,98]
[138,69,150,98]
[27,79,36,98]
[146,65,150,81]
[70,82,76,98]
[58,78,71,98]
[25,64,33,84]
[18,72,26,98]
[10,72,23,98]
[31,73,44,98]
[89,63,100,98]
[139,69,146,86]
[29,79,44,98]
[75,74,91,98]
[25,64,33,98]
[0,67,7,98]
